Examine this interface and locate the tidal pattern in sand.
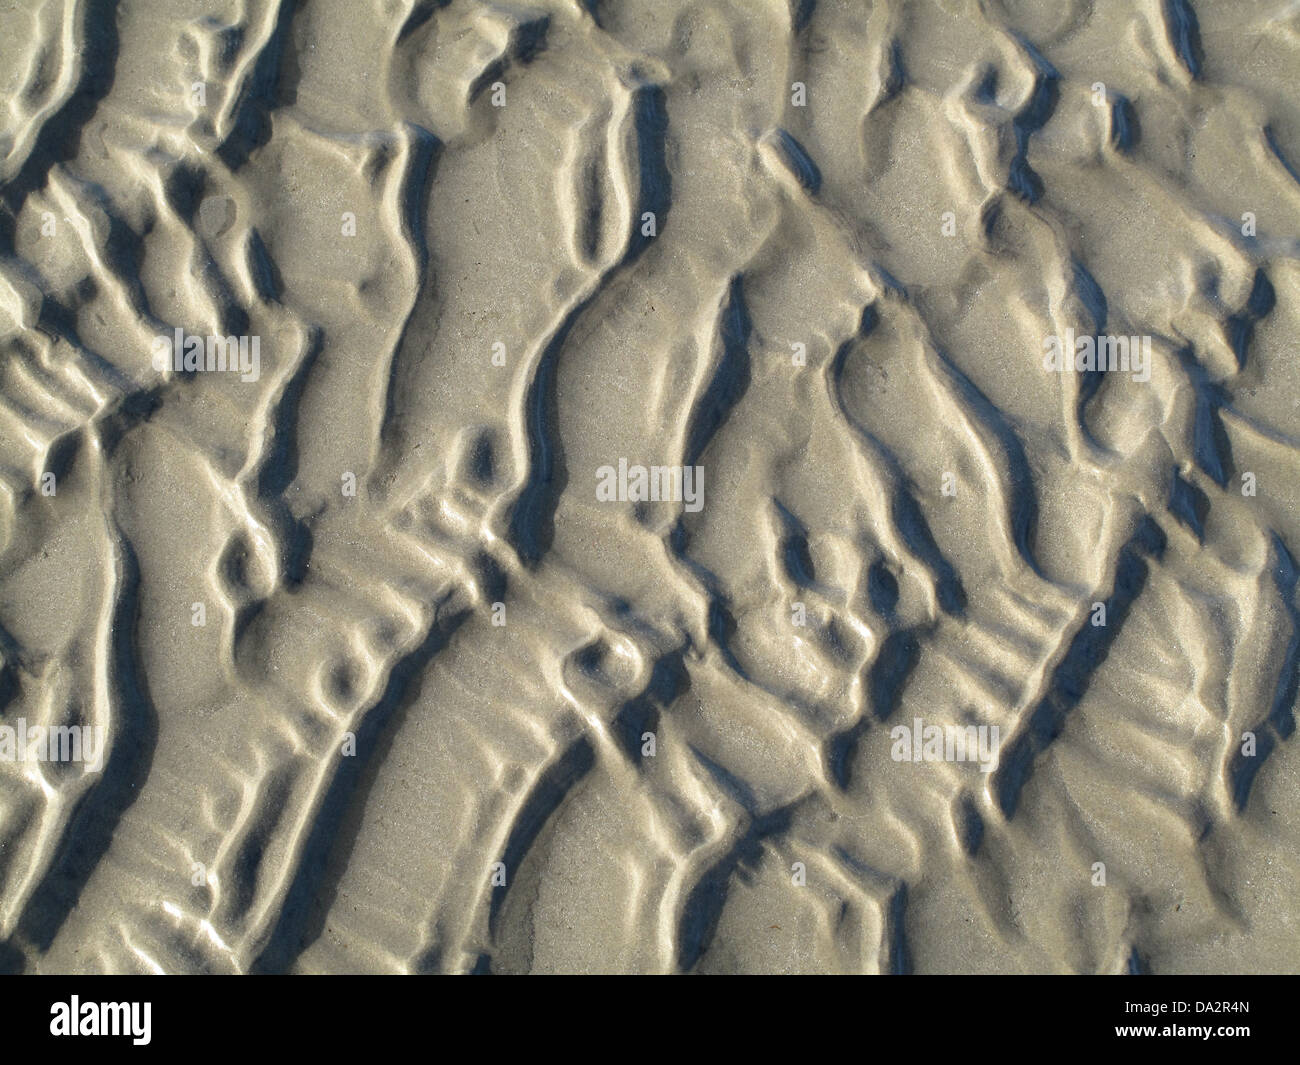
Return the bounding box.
[1,0,1299,973]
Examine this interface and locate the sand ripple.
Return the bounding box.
[1,0,1299,973]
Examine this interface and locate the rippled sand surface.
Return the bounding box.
[1,0,1299,974]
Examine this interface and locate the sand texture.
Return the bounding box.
[1,0,1299,974]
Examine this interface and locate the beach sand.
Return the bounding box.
[1,0,1298,973]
